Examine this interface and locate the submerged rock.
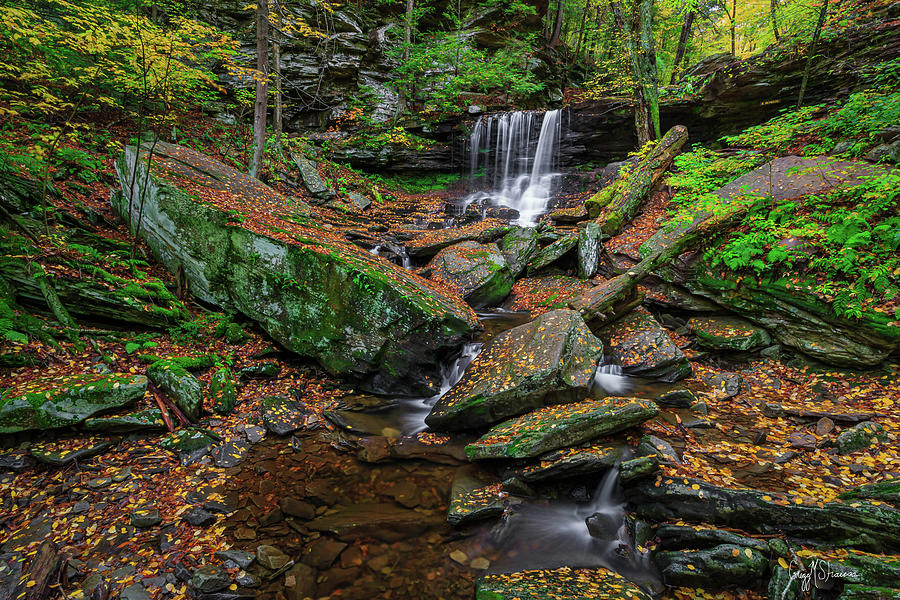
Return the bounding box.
[0,374,147,433]
[115,142,477,395]
[427,240,514,308]
[602,308,692,382]
[687,316,771,351]
[447,466,506,526]
[307,503,436,542]
[466,397,659,460]
[425,310,603,432]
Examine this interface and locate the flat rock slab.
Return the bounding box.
[407,220,512,257]
[656,544,767,587]
[475,566,653,600]
[262,396,319,435]
[307,503,438,542]
[30,437,115,467]
[83,408,165,433]
[687,316,771,351]
[603,308,692,382]
[500,441,625,483]
[505,276,594,317]
[714,156,889,201]
[0,374,147,433]
[465,397,659,460]
[426,309,604,432]
[427,241,514,308]
[447,466,505,527]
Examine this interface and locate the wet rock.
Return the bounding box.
[465,397,659,460]
[280,497,317,520]
[688,316,771,351]
[242,424,266,443]
[1,514,52,551]
[284,562,317,600]
[262,396,319,435]
[0,374,147,433]
[637,435,680,464]
[0,449,34,472]
[500,442,624,483]
[526,233,578,274]
[696,370,743,398]
[160,428,217,465]
[300,537,347,569]
[500,227,541,278]
[83,408,166,433]
[406,221,512,257]
[426,241,514,309]
[788,430,818,449]
[348,191,371,211]
[183,508,216,527]
[840,478,900,507]
[655,524,768,551]
[476,566,653,600]
[447,466,505,527]
[601,308,692,382]
[384,480,422,508]
[191,565,230,593]
[211,439,250,468]
[257,544,290,570]
[115,142,477,396]
[655,544,766,587]
[215,550,255,569]
[131,507,161,528]
[836,421,886,454]
[121,583,151,600]
[30,438,115,467]
[426,310,604,432]
[865,140,900,164]
[644,386,697,407]
[208,367,239,415]
[307,503,435,542]
[619,455,659,482]
[838,584,900,599]
[148,361,203,421]
[626,476,900,552]
[576,222,602,279]
[324,410,402,437]
[239,362,280,379]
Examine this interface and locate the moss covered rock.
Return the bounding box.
[425,310,604,432]
[427,241,515,308]
[526,234,578,274]
[500,227,541,278]
[207,367,238,415]
[687,316,772,351]
[655,544,767,587]
[836,421,886,454]
[83,408,166,433]
[114,142,477,395]
[840,478,900,507]
[0,374,147,433]
[465,397,659,460]
[476,567,653,600]
[576,222,602,279]
[147,360,203,421]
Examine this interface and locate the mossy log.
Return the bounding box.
[570,203,747,325]
[584,125,689,235]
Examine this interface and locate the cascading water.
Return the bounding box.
[592,360,635,396]
[464,109,562,226]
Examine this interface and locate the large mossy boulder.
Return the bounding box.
[500,227,541,278]
[465,397,659,460]
[601,307,692,382]
[426,241,515,308]
[114,142,477,395]
[655,544,767,588]
[425,309,604,432]
[0,374,147,433]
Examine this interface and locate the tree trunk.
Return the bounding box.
[669,9,695,84]
[249,0,269,180]
[395,0,414,120]
[797,0,829,108]
[585,125,688,234]
[730,0,737,55]
[637,0,660,139]
[273,27,283,152]
[570,201,748,325]
[613,0,658,144]
[574,0,592,61]
[770,0,780,41]
[549,0,565,47]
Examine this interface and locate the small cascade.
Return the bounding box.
[369,244,412,270]
[480,467,664,595]
[592,360,634,396]
[464,109,562,226]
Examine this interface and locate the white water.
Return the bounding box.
[464,109,562,226]
[592,361,635,396]
[393,342,482,434]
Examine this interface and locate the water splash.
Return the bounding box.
[478,467,664,595]
[464,109,562,226]
[592,360,635,396]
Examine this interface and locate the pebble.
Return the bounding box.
[449,550,468,565]
[469,558,490,570]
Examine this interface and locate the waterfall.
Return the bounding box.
[465,109,562,226]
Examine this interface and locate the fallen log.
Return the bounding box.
[585,125,689,235]
[570,202,748,325]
